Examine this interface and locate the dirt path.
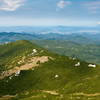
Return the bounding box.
[40,90,59,95]
[0,56,52,79]
[72,92,100,97]
[0,95,16,100]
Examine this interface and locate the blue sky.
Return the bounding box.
[0,0,100,26]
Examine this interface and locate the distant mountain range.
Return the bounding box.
[0,31,100,44]
[0,26,100,34]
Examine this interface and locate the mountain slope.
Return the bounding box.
[0,32,100,65]
[0,40,100,100]
[0,40,54,72]
[32,40,100,64]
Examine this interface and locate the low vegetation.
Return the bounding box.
[32,40,100,64]
[0,40,100,100]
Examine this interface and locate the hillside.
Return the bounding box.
[0,40,54,73]
[32,40,100,64]
[0,32,100,65]
[0,40,100,100]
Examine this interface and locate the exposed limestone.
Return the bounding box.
[0,56,53,79]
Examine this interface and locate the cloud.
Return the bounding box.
[57,0,72,9]
[0,0,24,11]
[84,1,100,13]
[97,21,100,25]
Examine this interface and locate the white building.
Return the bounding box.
[88,64,96,68]
[33,49,37,53]
[75,62,80,67]
[55,75,59,78]
[15,70,20,76]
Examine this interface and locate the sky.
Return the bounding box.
[0,0,100,26]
